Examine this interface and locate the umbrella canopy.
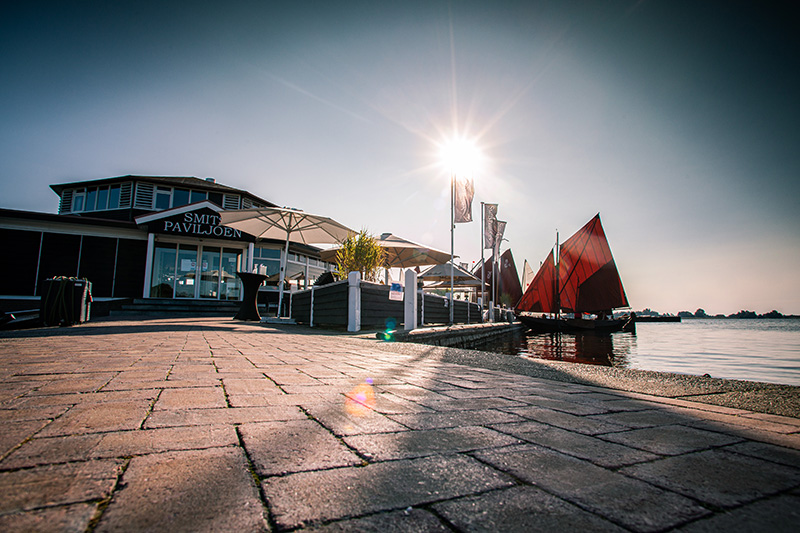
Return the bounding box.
[220,207,354,244]
[220,207,355,316]
[418,263,480,282]
[319,232,451,268]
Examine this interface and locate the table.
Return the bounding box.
[234,272,267,321]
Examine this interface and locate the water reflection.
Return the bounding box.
[473,329,637,368]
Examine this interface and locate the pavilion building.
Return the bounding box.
[0,175,334,312]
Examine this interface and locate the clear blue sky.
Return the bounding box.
[1,1,798,315]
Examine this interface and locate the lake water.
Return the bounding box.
[473,318,800,386]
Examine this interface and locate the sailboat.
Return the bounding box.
[515,214,633,333]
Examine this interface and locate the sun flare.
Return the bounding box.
[439,137,483,176]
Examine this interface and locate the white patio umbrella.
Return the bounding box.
[318,232,452,269]
[220,207,355,316]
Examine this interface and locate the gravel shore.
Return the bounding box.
[363,338,800,418]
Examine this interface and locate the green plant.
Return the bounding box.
[335,230,386,282]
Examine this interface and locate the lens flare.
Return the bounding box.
[345,379,376,417]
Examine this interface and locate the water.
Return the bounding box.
[474,318,800,386]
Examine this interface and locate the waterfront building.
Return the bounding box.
[0,175,335,311]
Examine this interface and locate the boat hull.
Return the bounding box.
[518,314,632,333]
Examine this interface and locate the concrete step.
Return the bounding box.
[111,298,257,317]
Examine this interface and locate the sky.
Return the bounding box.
[1,0,798,315]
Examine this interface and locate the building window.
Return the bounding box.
[208,192,223,207]
[108,185,121,209]
[96,187,109,210]
[173,188,190,207]
[72,191,85,212]
[190,190,206,204]
[155,187,172,210]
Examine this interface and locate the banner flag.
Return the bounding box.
[483,203,498,249]
[494,220,507,256]
[454,174,474,223]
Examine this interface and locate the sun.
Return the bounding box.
[439,137,483,176]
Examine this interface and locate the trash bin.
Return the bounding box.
[40,277,92,326]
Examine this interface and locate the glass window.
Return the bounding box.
[72,190,85,212]
[108,185,121,209]
[190,190,206,203]
[208,192,223,207]
[150,243,177,297]
[85,188,97,211]
[173,188,190,207]
[286,262,307,290]
[96,186,109,210]
[256,247,281,259]
[253,258,280,278]
[175,245,198,297]
[220,249,241,300]
[155,187,172,210]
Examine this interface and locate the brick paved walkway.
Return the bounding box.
[1,317,799,532]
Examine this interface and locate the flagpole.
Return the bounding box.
[450,171,455,325]
[480,202,485,323]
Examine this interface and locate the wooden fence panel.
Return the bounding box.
[290,281,349,326]
[360,282,405,328]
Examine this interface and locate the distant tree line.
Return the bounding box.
[673,308,793,319]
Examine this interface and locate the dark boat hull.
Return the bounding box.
[518,314,632,333]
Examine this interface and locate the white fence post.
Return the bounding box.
[404,270,417,331]
[347,271,361,332]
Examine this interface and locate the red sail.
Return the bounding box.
[515,249,557,313]
[475,249,523,307]
[558,214,628,314]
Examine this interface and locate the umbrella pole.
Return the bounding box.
[277,233,290,317]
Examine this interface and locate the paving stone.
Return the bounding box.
[418,397,527,411]
[95,447,267,532]
[600,424,744,455]
[262,454,515,530]
[153,386,227,410]
[506,405,627,435]
[491,421,658,468]
[3,425,238,469]
[37,400,153,437]
[0,420,50,458]
[0,459,122,514]
[433,485,626,532]
[620,449,800,508]
[302,507,450,532]
[0,405,70,422]
[725,440,800,468]
[25,374,117,396]
[240,419,362,476]
[344,426,522,461]
[676,493,800,532]
[588,408,694,429]
[473,444,710,532]
[221,377,282,395]
[305,402,410,436]
[376,384,455,402]
[144,405,305,428]
[0,502,98,533]
[388,408,526,430]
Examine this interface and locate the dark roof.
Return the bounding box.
[0,207,141,230]
[49,175,277,207]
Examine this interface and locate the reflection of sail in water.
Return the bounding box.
[521,331,635,367]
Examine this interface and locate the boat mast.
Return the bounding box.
[555,230,560,321]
